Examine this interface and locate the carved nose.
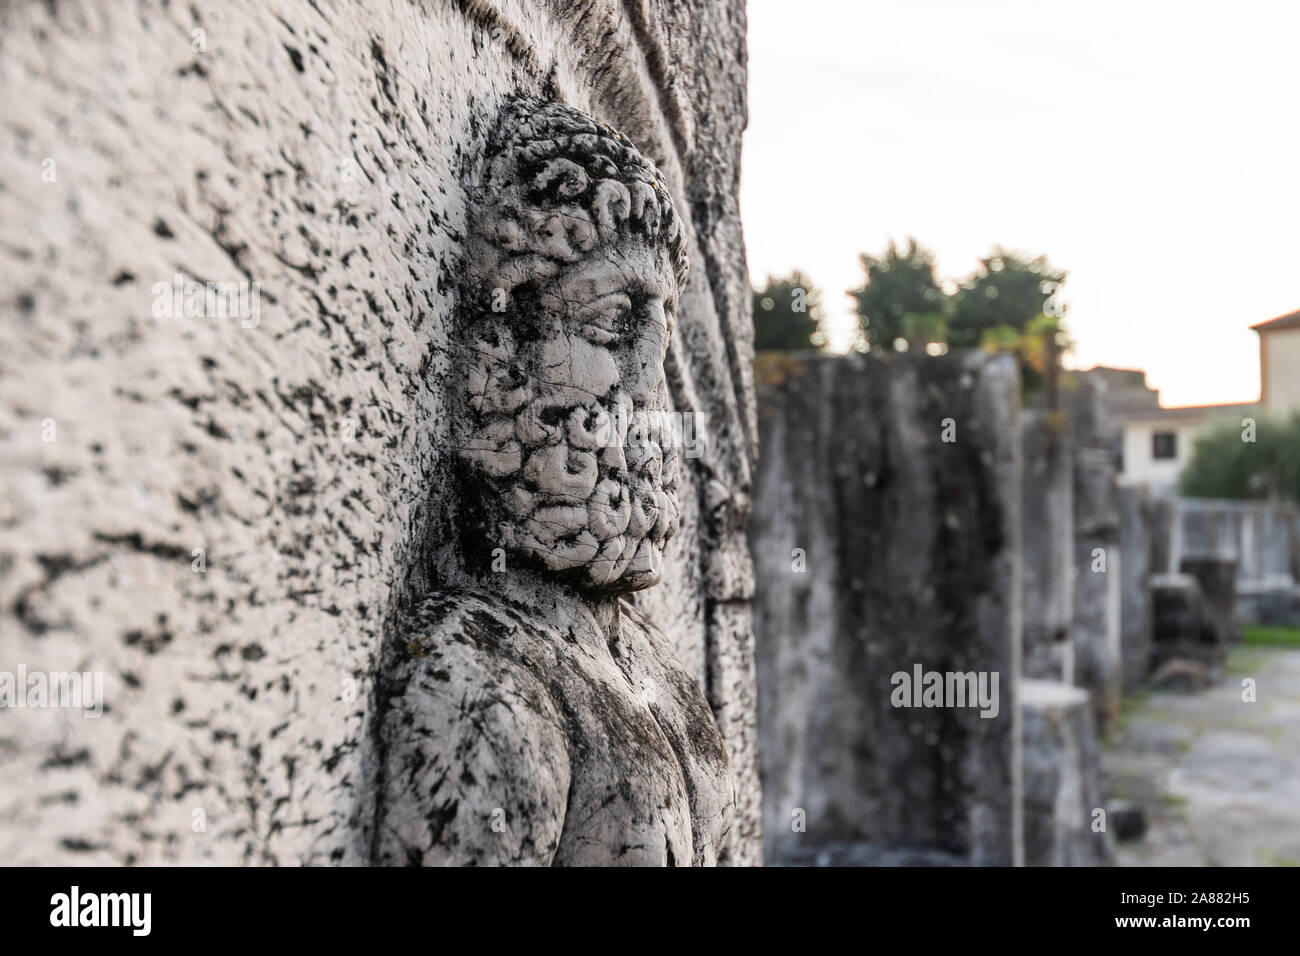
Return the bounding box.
[621,301,670,401]
[643,300,669,350]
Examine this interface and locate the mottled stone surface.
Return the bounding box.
[0,0,759,865]
[1021,679,1115,866]
[376,590,732,865]
[1020,410,1073,682]
[752,351,1022,866]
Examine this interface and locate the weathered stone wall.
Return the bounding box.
[1117,482,1154,691]
[1020,410,1073,682]
[0,0,759,865]
[1067,381,1121,733]
[752,351,1022,866]
[1175,500,1295,584]
[1168,499,1300,627]
[1142,497,1299,628]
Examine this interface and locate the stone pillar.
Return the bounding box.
[1117,482,1154,691]
[752,351,1022,866]
[1020,410,1074,682]
[0,0,758,865]
[1067,382,1122,734]
[1257,504,1295,582]
[1150,496,1177,577]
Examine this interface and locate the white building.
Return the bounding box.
[1092,308,1300,493]
[1117,402,1255,492]
[1254,308,1300,412]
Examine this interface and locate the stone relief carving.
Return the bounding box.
[374,97,735,865]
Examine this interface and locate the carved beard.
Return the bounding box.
[460,324,680,592]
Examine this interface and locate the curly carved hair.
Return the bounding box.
[465,96,689,308]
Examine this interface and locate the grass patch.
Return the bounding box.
[1242,625,1300,648]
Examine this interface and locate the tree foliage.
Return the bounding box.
[847,240,1070,396]
[948,248,1067,348]
[847,238,946,354]
[752,271,825,352]
[1180,415,1300,502]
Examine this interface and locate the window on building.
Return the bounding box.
[1152,431,1178,460]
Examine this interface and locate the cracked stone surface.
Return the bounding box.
[374,97,733,865]
[0,0,759,866]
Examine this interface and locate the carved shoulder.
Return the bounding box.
[375,592,570,866]
[613,600,735,864]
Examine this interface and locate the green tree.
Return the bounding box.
[949,248,1067,349]
[1180,415,1300,502]
[848,238,946,354]
[845,241,1072,397]
[753,271,825,352]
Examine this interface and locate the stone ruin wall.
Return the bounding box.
[753,352,1121,867]
[0,0,761,865]
[752,351,1023,866]
[1066,381,1122,733]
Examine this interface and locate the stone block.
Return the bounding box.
[1150,572,1226,676]
[1151,573,1207,643]
[1021,679,1116,866]
[1236,582,1300,627]
[1180,556,1241,645]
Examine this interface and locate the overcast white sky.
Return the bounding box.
[741,0,1300,407]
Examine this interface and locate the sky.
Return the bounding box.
[741,0,1300,407]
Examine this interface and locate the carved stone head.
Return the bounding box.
[456,97,689,593]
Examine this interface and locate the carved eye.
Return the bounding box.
[576,293,632,345]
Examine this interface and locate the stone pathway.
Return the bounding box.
[1102,646,1300,866]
